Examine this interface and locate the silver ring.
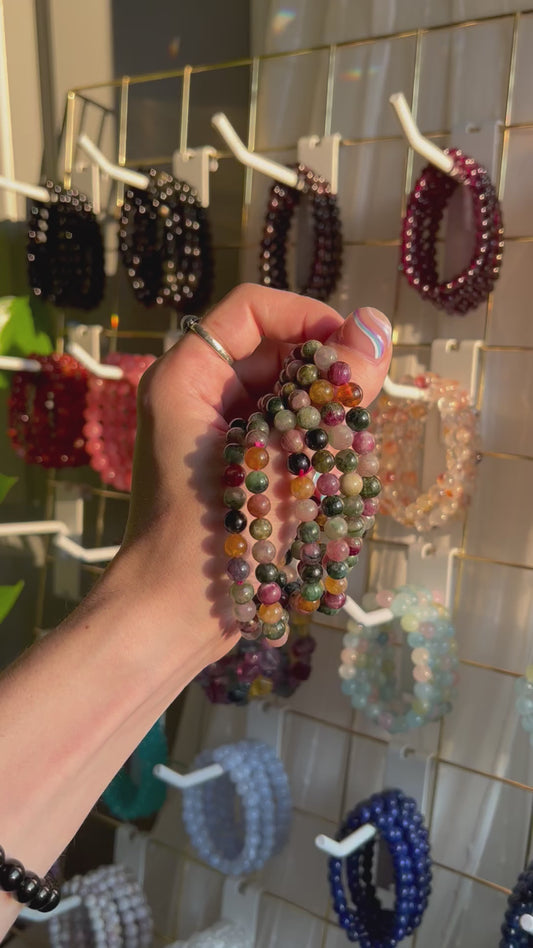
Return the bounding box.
[180,314,234,367]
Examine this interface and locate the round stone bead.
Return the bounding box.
[321,402,344,426]
[249,518,273,540]
[274,409,297,431]
[297,521,320,542]
[346,517,365,536]
[281,429,305,453]
[223,487,246,509]
[327,560,349,578]
[352,430,376,454]
[357,454,380,476]
[247,411,268,428]
[335,448,358,473]
[287,453,311,475]
[296,406,321,429]
[245,471,269,493]
[322,495,344,517]
[309,379,335,405]
[288,389,310,411]
[317,472,340,495]
[297,363,319,387]
[226,427,245,444]
[299,563,323,582]
[257,582,282,604]
[361,475,382,498]
[223,464,245,486]
[224,510,247,533]
[323,592,346,610]
[252,539,276,563]
[226,558,250,582]
[312,449,335,473]
[256,562,278,583]
[301,582,323,602]
[343,495,364,517]
[224,535,247,557]
[305,427,328,450]
[281,382,297,399]
[266,395,284,416]
[324,516,348,540]
[325,576,348,594]
[294,499,319,521]
[262,619,287,640]
[301,542,321,564]
[325,424,353,449]
[244,446,269,470]
[314,345,338,372]
[340,472,364,496]
[230,582,254,603]
[245,429,268,448]
[223,443,245,463]
[247,493,271,517]
[301,339,322,359]
[346,407,371,430]
[234,601,257,622]
[291,539,304,560]
[258,601,283,623]
[286,360,303,380]
[229,417,247,430]
[328,361,351,385]
[336,382,363,408]
[327,539,350,561]
[290,475,315,499]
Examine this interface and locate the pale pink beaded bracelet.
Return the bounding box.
[372,371,481,532]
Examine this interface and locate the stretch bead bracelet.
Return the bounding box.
[101,718,167,821]
[172,920,253,948]
[400,148,504,315]
[339,585,459,733]
[259,164,343,302]
[182,740,291,876]
[500,862,533,947]
[83,352,156,492]
[328,789,432,945]
[8,353,89,467]
[223,339,381,643]
[27,180,105,310]
[0,845,60,912]
[372,371,480,532]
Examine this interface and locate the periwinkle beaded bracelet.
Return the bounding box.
[223,339,381,643]
[500,862,533,947]
[172,919,252,948]
[328,789,431,945]
[0,845,60,912]
[101,718,167,821]
[339,585,459,733]
[182,740,291,876]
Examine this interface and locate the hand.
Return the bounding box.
[119,284,392,672]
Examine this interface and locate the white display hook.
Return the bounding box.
[19,894,82,923]
[77,134,150,191]
[211,112,300,189]
[0,520,119,564]
[153,761,224,789]
[0,355,42,373]
[0,175,50,203]
[389,92,455,176]
[66,341,124,380]
[382,375,428,401]
[315,821,377,858]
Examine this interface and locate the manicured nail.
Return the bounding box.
[350,307,392,361]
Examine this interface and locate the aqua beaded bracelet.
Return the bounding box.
[101,718,167,821]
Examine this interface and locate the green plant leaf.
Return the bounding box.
[0,473,17,503]
[0,296,53,389]
[0,581,24,625]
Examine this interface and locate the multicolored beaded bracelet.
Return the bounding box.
[500,862,533,946]
[100,719,167,822]
[83,353,156,492]
[515,669,533,746]
[259,164,343,302]
[222,339,381,643]
[339,585,459,733]
[8,353,89,467]
[328,789,432,945]
[372,371,480,532]
[400,148,504,315]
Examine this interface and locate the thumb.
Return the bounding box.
[324,307,392,406]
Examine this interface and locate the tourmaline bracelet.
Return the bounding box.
[328,789,432,945]
[339,585,459,733]
[222,339,381,643]
[372,371,480,532]
[400,148,504,315]
[100,718,167,822]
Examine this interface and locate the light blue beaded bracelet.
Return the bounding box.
[338,584,459,733]
[515,668,533,745]
[182,740,291,876]
[101,719,167,821]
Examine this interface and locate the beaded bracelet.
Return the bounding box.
[182,740,291,876]
[500,862,533,946]
[339,585,459,733]
[8,353,89,467]
[372,371,480,532]
[259,164,342,302]
[400,148,504,315]
[27,180,105,311]
[328,789,431,945]
[223,339,381,643]
[172,920,253,948]
[0,845,60,912]
[119,169,213,314]
[83,352,156,492]
[101,719,167,821]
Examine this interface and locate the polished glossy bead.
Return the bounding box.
[328,360,351,386]
[301,339,322,359]
[255,562,278,583]
[325,576,347,594]
[299,563,323,582]
[327,560,349,578]
[321,401,344,426]
[287,453,310,475]
[223,443,245,463]
[262,619,287,640]
[294,499,319,521]
[317,472,339,495]
[297,521,320,542]
[258,601,283,623]
[252,539,276,563]
[266,395,284,415]
[297,363,319,387]
[340,472,364,496]
[224,510,247,533]
[15,872,40,903]
[245,470,269,493]
[229,417,247,430]
[305,427,328,450]
[357,454,379,476]
[223,487,246,509]
[346,407,371,430]
[326,424,353,449]
[230,582,254,603]
[244,446,269,469]
[324,516,348,539]
[301,542,321,564]
[281,429,305,453]
[352,430,376,454]
[323,592,346,610]
[296,406,321,429]
[234,601,257,622]
[335,448,359,473]
[0,860,24,891]
[290,475,315,498]
[361,475,382,498]
[309,379,335,405]
[224,534,247,557]
[336,382,363,407]
[327,539,350,561]
[226,558,250,582]
[223,463,245,486]
[257,582,281,604]
[274,409,297,431]
[288,389,310,411]
[322,495,344,517]
[249,518,273,539]
[312,449,335,473]
[247,493,271,517]
[28,882,54,911]
[314,345,338,372]
[301,582,323,602]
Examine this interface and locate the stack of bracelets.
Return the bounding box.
[173,920,252,948]
[8,353,89,467]
[220,335,381,644]
[83,353,156,491]
[196,612,316,705]
[259,164,343,302]
[372,371,480,532]
[329,789,432,945]
[0,846,60,912]
[501,863,533,946]
[48,864,153,948]
[119,170,213,314]
[515,669,533,747]
[182,740,291,876]
[400,148,504,315]
[100,718,167,821]
[338,585,459,733]
[27,181,105,310]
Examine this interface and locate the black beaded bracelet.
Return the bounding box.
[0,846,61,912]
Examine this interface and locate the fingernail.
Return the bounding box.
[348,307,392,361]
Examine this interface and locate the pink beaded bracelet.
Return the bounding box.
[372,371,480,532]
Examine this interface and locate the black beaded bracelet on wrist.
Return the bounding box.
[0,846,61,912]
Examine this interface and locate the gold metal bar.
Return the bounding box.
[481,449,533,463]
[324,45,337,137]
[432,861,511,895]
[456,551,533,572]
[438,756,533,793]
[116,76,130,208]
[498,11,520,201]
[179,65,192,154]
[63,91,77,188]
[460,657,521,677]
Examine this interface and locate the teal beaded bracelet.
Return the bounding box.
[338,584,459,732]
[101,718,167,821]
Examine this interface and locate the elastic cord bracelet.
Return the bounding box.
[171,920,253,948]
[100,719,167,822]
[339,585,459,733]
[500,862,533,946]
[328,789,431,945]
[0,845,60,913]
